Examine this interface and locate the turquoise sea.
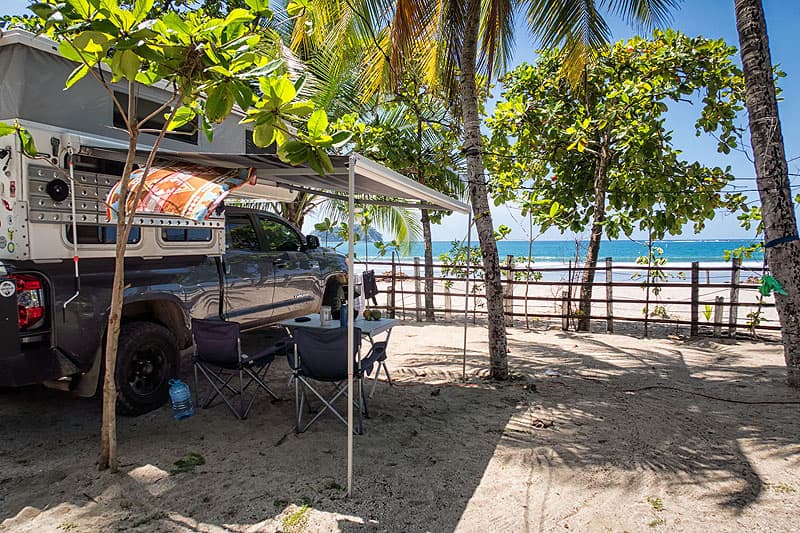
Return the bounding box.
[363,239,762,265]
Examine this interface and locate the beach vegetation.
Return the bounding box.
[486,30,747,334]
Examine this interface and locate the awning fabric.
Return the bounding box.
[106,165,255,222]
[158,151,470,214]
[82,144,470,215]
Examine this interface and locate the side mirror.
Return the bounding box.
[306,235,320,249]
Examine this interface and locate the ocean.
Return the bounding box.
[354,239,763,265]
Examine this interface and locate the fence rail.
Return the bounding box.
[356,256,778,336]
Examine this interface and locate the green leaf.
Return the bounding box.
[283,101,314,117]
[17,128,38,156]
[330,130,352,147]
[272,76,297,104]
[242,59,283,79]
[0,123,15,137]
[65,63,90,88]
[244,0,272,15]
[205,84,234,123]
[224,8,255,26]
[549,201,560,218]
[66,0,93,18]
[253,123,275,147]
[167,106,196,131]
[231,82,254,110]
[132,0,154,23]
[307,109,328,138]
[293,74,307,92]
[119,49,141,81]
[201,116,214,143]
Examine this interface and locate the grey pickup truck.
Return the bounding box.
[0,200,347,415]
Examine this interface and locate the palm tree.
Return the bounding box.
[286,0,678,380]
[734,0,800,387]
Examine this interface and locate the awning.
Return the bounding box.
[80,145,470,215]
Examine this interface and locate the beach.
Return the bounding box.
[1,316,798,532]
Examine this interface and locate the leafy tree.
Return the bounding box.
[23,0,345,470]
[734,0,800,387]
[487,30,747,331]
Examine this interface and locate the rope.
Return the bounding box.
[621,385,800,405]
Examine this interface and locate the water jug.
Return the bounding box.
[168,379,194,420]
[340,303,348,328]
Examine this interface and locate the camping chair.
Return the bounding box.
[288,327,366,434]
[192,318,285,419]
[360,340,392,399]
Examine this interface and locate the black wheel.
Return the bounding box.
[115,322,178,416]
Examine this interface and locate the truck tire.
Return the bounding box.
[115,321,179,416]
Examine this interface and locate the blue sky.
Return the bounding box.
[3,0,798,241]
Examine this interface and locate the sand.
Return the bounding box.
[2,314,799,532]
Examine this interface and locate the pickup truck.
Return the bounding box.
[0,202,347,415]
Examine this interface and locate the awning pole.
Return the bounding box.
[347,154,356,497]
[463,209,472,383]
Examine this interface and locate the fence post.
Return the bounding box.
[690,262,700,337]
[561,291,570,331]
[444,284,452,320]
[605,257,614,333]
[728,257,741,336]
[413,256,421,322]
[713,296,724,337]
[387,255,396,319]
[504,255,514,327]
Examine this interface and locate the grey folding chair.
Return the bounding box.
[288,327,366,434]
[192,318,285,419]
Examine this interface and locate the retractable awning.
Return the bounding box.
[80,144,470,215]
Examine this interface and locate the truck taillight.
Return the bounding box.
[11,274,46,330]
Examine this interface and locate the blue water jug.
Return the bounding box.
[168,379,194,420]
[340,303,348,328]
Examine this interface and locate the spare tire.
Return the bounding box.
[115,321,179,416]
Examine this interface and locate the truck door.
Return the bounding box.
[223,214,276,327]
[256,215,316,320]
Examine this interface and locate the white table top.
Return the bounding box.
[279,313,399,337]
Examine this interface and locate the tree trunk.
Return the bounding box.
[98,133,139,471]
[461,0,508,379]
[421,209,435,321]
[736,0,800,387]
[281,192,307,228]
[578,143,610,331]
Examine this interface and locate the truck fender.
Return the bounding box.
[72,294,189,398]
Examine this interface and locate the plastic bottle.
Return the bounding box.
[340,302,348,328]
[168,379,194,420]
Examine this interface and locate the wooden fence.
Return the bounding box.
[356,256,779,337]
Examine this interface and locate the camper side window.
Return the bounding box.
[162,228,212,242]
[66,225,141,245]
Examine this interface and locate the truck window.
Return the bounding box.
[258,217,302,252]
[162,228,212,242]
[226,217,259,251]
[66,225,141,244]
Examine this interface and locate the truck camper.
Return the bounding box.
[0,30,347,414]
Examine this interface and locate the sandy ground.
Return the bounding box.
[2,315,799,532]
